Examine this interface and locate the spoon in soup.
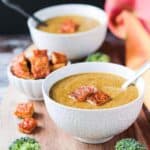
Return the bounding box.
[103,61,150,98]
[121,61,150,91]
[1,0,47,26]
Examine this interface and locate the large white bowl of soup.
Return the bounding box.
[42,62,144,144]
[27,4,108,60]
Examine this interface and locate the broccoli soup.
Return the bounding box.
[37,15,100,34]
[50,73,138,109]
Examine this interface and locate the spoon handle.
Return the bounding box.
[121,61,150,90]
[2,0,45,25]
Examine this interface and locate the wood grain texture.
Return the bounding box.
[0,86,150,150]
[142,70,150,111]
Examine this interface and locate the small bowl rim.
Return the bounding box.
[42,62,145,112]
[27,3,108,37]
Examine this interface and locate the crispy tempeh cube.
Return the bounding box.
[51,63,66,71]
[29,50,50,79]
[69,86,98,102]
[14,102,34,119]
[87,91,111,106]
[11,53,32,79]
[18,118,37,134]
[59,19,79,33]
[51,51,68,65]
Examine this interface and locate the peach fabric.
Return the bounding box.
[105,0,150,38]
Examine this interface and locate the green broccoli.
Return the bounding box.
[9,137,41,150]
[115,138,147,150]
[86,52,110,62]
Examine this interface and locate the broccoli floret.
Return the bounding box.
[115,138,147,150]
[86,52,110,62]
[9,137,41,150]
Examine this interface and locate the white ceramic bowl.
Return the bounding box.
[27,4,108,60]
[42,62,144,144]
[7,65,44,100]
[7,62,70,101]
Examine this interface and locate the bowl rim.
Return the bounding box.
[42,62,145,112]
[27,3,108,37]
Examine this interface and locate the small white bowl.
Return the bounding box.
[7,62,70,101]
[7,65,44,100]
[27,4,108,60]
[42,62,144,144]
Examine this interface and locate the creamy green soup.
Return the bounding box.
[50,73,138,109]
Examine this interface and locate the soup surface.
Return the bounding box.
[50,73,138,109]
[37,15,100,34]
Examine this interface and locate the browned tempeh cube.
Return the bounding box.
[59,19,79,33]
[29,50,50,79]
[11,53,32,79]
[14,102,34,119]
[18,118,37,134]
[51,63,66,71]
[87,91,111,106]
[69,86,98,102]
[51,51,68,65]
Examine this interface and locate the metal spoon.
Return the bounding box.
[102,61,150,98]
[121,61,150,90]
[1,0,47,26]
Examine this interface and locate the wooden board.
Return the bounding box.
[1,33,150,149]
[142,70,150,111]
[1,86,150,150]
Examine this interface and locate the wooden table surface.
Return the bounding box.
[1,33,150,150]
